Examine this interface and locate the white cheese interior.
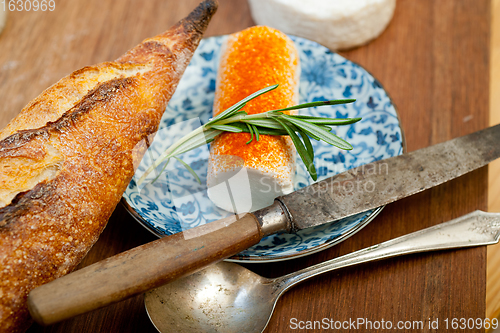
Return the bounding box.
[207,166,293,214]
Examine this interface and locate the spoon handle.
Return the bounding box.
[274,210,500,292]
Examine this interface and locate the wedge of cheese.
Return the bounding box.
[248,0,396,51]
[207,26,299,213]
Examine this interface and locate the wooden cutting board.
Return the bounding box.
[0,0,490,332]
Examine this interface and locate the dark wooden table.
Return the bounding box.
[0,0,490,332]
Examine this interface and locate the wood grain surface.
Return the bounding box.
[0,0,491,332]
[487,0,500,323]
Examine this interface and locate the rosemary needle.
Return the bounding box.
[138,84,360,185]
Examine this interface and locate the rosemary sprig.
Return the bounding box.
[137,84,360,185]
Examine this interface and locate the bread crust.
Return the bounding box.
[0,1,218,332]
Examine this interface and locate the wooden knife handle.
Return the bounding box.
[27,213,263,326]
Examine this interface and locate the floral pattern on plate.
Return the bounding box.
[122,35,404,262]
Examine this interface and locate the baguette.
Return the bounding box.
[207,26,299,213]
[0,1,218,332]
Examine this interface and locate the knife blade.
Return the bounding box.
[28,124,500,325]
[280,123,500,230]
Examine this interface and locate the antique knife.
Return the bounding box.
[28,124,500,325]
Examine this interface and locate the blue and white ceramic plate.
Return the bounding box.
[122,35,405,262]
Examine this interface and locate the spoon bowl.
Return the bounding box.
[145,262,276,333]
[145,210,500,333]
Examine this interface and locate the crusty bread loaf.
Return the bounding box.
[0,1,217,332]
[207,26,299,213]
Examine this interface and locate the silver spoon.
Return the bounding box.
[145,210,500,333]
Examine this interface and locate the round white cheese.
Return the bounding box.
[0,10,6,35]
[248,0,396,51]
